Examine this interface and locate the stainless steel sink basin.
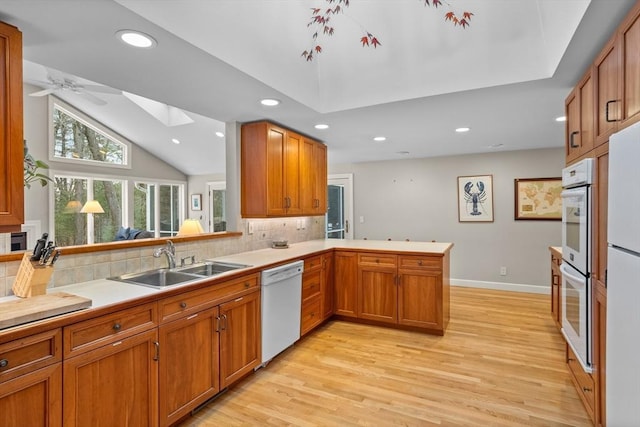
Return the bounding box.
[177,261,250,276]
[109,269,202,288]
[108,261,250,288]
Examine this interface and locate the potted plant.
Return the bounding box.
[23,140,53,188]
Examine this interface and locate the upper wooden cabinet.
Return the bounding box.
[566,1,640,161]
[565,70,594,162]
[0,21,24,232]
[241,121,327,218]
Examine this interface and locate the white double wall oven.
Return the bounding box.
[560,158,594,374]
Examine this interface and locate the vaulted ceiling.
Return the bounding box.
[0,0,636,175]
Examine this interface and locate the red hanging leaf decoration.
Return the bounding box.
[370,37,381,48]
[360,36,370,46]
[444,11,455,22]
[315,45,322,53]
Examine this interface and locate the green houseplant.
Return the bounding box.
[23,140,53,188]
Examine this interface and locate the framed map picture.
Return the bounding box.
[457,175,494,222]
[514,178,562,220]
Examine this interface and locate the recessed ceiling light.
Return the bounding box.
[260,98,280,106]
[455,127,470,133]
[171,138,180,144]
[116,30,157,48]
[215,131,225,138]
[555,116,567,122]
[315,124,329,130]
[488,143,504,149]
[373,136,386,142]
[396,151,410,155]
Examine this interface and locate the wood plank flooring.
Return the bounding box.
[179,286,591,426]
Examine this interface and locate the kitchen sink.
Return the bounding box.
[177,261,250,276]
[109,261,250,288]
[110,269,202,288]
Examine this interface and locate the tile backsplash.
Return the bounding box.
[0,216,325,297]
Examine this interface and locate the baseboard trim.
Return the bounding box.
[451,279,550,295]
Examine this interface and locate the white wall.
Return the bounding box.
[330,148,564,291]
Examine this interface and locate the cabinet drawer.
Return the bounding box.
[567,345,595,414]
[304,255,322,272]
[0,329,61,384]
[159,273,258,323]
[398,255,441,270]
[301,296,322,335]
[358,253,397,268]
[302,270,321,301]
[63,302,157,358]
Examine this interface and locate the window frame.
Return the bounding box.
[48,97,132,169]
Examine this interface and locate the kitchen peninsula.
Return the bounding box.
[0,239,452,427]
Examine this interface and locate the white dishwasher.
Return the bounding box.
[260,260,304,366]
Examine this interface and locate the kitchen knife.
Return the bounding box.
[49,250,61,266]
[40,246,56,265]
[31,233,49,261]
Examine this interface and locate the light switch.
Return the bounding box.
[359,216,365,223]
[248,222,254,235]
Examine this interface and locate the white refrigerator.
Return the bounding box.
[607,120,640,426]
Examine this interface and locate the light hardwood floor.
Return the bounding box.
[180,286,591,426]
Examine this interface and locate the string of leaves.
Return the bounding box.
[302,0,473,61]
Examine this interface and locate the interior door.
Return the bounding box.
[326,174,353,239]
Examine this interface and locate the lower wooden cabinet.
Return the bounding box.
[219,290,261,388]
[63,329,159,427]
[567,344,595,421]
[398,268,442,330]
[549,247,562,330]
[358,255,398,323]
[158,308,220,427]
[321,253,334,319]
[0,363,62,427]
[334,251,358,317]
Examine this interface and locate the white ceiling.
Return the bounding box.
[0,0,637,176]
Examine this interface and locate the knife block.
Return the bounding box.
[12,252,54,298]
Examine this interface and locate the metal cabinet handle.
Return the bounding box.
[216,316,221,332]
[605,100,619,123]
[569,131,579,148]
[221,314,228,331]
[153,341,160,361]
[180,302,187,309]
[113,323,122,331]
[0,359,8,368]
[244,282,251,289]
[583,387,592,392]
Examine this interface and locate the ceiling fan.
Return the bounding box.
[28,75,121,106]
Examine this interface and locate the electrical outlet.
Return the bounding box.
[500,266,507,276]
[296,220,301,230]
[248,222,254,235]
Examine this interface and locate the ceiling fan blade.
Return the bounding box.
[78,91,107,106]
[29,88,57,97]
[83,84,122,95]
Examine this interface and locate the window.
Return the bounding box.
[53,174,124,245]
[50,99,130,168]
[134,182,184,237]
[208,181,226,232]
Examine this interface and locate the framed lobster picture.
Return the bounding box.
[457,175,494,222]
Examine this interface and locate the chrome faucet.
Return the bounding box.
[153,240,176,269]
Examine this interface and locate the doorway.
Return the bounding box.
[326,174,353,239]
[207,181,227,232]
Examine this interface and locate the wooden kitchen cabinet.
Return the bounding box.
[594,35,620,146]
[158,307,220,427]
[398,255,446,331]
[567,344,595,421]
[0,21,24,233]
[334,251,358,317]
[565,70,594,163]
[618,1,640,129]
[357,253,398,324]
[301,255,323,335]
[549,247,562,330]
[321,253,334,319]
[241,121,327,217]
[219,289,261,388]
[0,329,62,427]
[63,329,159,427]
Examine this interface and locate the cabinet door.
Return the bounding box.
[158,308,219,427]
[313,142,328,214]
[0,363,62,427]
[266,126,287,216]
[322,253,334,319]
[565,88,582,162]
[334,251,358,317]
[593,146,609,290]
[0,21,24,232]
[398,270,442,330]
[63,329,159,427]
[595,38,620,145]
[300,139,315,213]
[283,132,302,215]
[358,266,397,323]
[219,290,261,388]
[619,3,640,127]
[593,281,607,427]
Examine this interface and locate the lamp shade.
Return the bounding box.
[64,200,83,213]
[80,200,105,214]
[178,219,204,236]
